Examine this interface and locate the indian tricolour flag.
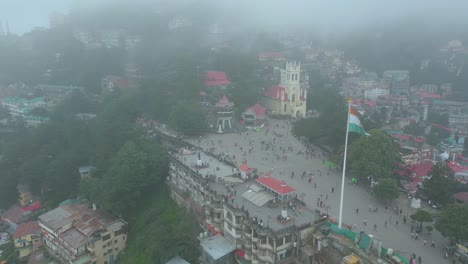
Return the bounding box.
[348,107,369,135]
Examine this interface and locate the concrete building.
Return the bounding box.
[200,234,235,264]
[166,139,317,264]
[0,97,46,117]
[263,61,307,118]
[38,203,127,264]
[49,11,66,28]
[13,221,42,259]
[382,70,410,95]
[364,88,389,100]
[449,113,468,131]
[17,184,34,207]
[242,104,266,127]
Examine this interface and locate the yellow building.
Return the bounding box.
[13,221,41,259]
[38,203,128,264]
[263,61,307,118]
[17,184,34,207]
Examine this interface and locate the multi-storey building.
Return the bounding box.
[263,61,307,118]
[364,88,389,100]
[49,11,66,28]
[38,203,127,264]
[13,221,41,259]
[166,141,317,264]
[0,97,45,117]
[382,70,410,95]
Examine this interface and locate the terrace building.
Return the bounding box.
[166,142,317,264]
[38,203,127,264]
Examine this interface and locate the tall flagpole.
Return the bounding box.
[338,97,352,228]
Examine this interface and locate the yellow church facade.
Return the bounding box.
[263,61,307,118]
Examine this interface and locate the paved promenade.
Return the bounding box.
[188,119,450,264]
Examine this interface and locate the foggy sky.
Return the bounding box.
[1,0,467,35]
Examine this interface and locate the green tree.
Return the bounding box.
[169,101,206,136]
[372,178,399,205]
[293,85,347,150]
[422,162,455,206]
[435,204,468,242]
[99,139,168,215]
[348,129,400,180]
[410,209,433,230]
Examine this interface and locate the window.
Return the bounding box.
[103,245,107,249]
[107,241,112,246]
[115,247,119,251]
[114,239,118,244]
[285,235,292,243]
[102,234,111,241]
[104,252,107,256]
[107,249,113,254]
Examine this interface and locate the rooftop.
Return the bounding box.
[166,256,191,264]
[170,150,237,179]
[244,103,265,118]
[200,234,235,260]
[256,173,295,195]
[13,221,41,240]
[38,203,122,237]
[210,179,317,232]
[61,228,87,249]
[2,205,30,224]
[454,192,468,203]
[204,71,230,87]
[264,85,288,101]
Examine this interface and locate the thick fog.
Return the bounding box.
[1,0,468,34]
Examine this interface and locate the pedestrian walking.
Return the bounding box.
[314,183,316,189]
[384,220,387,228]
[423,239,427,246]
[418,256,421,264]
[373,224,377,232]
[363,218,367,226]
[415,233,418,240]
[396,220,399,225]
[431,241,435,247]
[356,208,359,214]
[403,216,407,224]
[411,232,414,239]
[331,187,334,193]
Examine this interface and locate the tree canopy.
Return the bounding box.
[347,129,400,180]
[372,178,399,205]
[410,209,433,229]
[293,86,347,150]
[422,162,455,206]
[435,204,468,242]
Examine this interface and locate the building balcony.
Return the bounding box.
[257,254,273,263]
[252,237,258,243]
[258,243,273,252]
[214,217,222,224]
[252,248,257,255]
[213,207,223,213]
[244,231,252,238]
